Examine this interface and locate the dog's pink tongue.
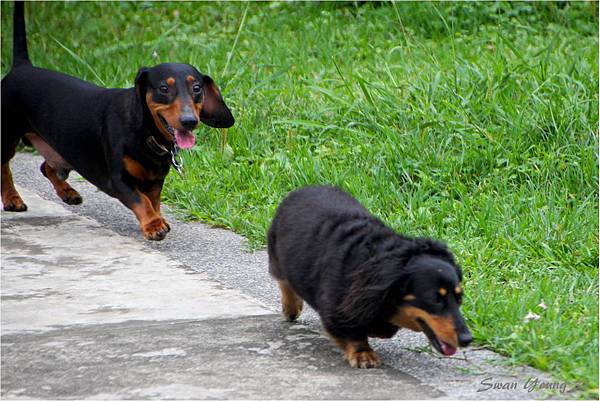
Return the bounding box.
[175,130,196,149]
[440,340,457,356]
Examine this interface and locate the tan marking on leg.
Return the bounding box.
[130,190,169,241]
[327,334,380,369]
[1,162,27,212]
[142,183,169,233]
[145,184,162,213]
[277,280,303,321]
[193,101,203,120]
[41,162,82,205]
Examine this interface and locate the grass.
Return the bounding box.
[1,2,598,396]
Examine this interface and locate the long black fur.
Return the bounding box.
[268,185,459,340]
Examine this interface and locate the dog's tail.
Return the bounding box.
[13,1,31,67]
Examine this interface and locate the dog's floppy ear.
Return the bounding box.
[135,67,149,98]
[200,75,235,128]
[337,255,409,326]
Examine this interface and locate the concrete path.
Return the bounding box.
[2,188,437,399]
[2,152,560,399]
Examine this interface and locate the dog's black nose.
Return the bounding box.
[180,116,198,130]
[458,331,473,347]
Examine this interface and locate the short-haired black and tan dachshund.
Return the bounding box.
[268,185,472,368]
[1,2,234,240]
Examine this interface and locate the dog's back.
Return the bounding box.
[270,185,370,233]
[267,185,392,310]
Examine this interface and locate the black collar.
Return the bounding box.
[145,136,170,157]
[145,134,184,174]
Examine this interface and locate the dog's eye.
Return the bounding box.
[159,84,169,94]
[192,83,202,93]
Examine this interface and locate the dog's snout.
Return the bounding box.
[458,331,473,347]
[180,115,198,130]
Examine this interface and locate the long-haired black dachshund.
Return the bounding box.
[268,185,472,368]
[1,2,234,240]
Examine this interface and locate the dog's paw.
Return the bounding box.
[282,299,303,322]
[142,218,169,241]
[346,350,381,369]
[60,189,83,205]
[3,196,28,212]
[161,217,171,233]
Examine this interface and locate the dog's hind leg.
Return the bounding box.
[276,280,304,322]
[1,160,27,212]
[40,161,82,205]
[268,242,303,321]
[23,133,82,205]
[1,139,27,212]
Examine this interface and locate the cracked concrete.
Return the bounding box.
[2,317,440,400]
[0,152,563,399]
[1,186,439,400]
[1,193,268,336]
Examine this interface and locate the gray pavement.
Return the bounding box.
[1,152,565,399]
[2,187,438,400]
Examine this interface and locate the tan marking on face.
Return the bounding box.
[187,76,203,118]
[389,306,458,347]
[403,294,416,301]
[192,101,203,121]
[145,93,184,141]
[166,77,175,86]
[455,286,462,294]
[439,288,447,296]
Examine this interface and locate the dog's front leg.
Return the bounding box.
[139,180,170,234]
[326,331,381,368]
[110,175,169,241]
